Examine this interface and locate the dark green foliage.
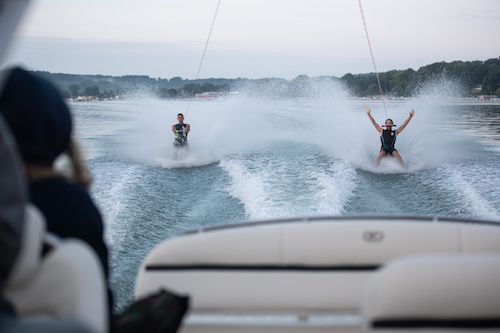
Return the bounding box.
[33,58,499,99]
[342,58,499,97]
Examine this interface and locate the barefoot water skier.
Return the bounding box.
[172,113,190,160]
[365,107,414,168]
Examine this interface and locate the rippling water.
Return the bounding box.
[70,97,500,312]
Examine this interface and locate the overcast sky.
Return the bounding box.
[4,0,500,80]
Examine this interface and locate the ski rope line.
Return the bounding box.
[357,0,388,120]
[185,0,221,116]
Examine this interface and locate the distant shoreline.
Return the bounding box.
[37,57,500,101]
[66,96,500,105]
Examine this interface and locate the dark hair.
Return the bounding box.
[0,67,72,166]
[177,113,183,116]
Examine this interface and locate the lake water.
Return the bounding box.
[70,97,500,312]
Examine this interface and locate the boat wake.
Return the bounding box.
[153,150,221,169]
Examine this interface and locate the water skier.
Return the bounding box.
[172,113,190,159]
[365,107,414,168]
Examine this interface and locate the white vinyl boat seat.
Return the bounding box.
[361,253,500,332]
[0,115,103,333]
[4,204,108,333]
[5,204,45,291]
[134,218,500,332]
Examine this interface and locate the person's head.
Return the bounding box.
[385,119,394,128]
[177,113,184,123]
[0,67,71,166]
[0,67,90,187]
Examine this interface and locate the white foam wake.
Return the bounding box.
[219,153,357,220]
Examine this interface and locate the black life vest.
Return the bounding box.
[174,123,188,145]
[174,124,188,138]
[174,123,187,132]
[380,129,396,151]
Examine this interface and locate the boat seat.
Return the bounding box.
[134,219,500,333]
[4,204,45,291]
[361,253,500,332]
[3,204,108,333]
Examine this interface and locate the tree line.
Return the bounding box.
[341,58,500,98]
[35,57,499,100]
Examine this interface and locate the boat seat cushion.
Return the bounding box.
[361,253,500,332]
[4,239,108,333]
[5,204,45,289]
[135,221,500,313]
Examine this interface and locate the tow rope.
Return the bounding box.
[358,0,388,119]
[185,0,222,116]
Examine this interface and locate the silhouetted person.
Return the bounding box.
[0,67,113,315]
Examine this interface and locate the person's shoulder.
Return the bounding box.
[30,177,92,202]
[29,177,103,226]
